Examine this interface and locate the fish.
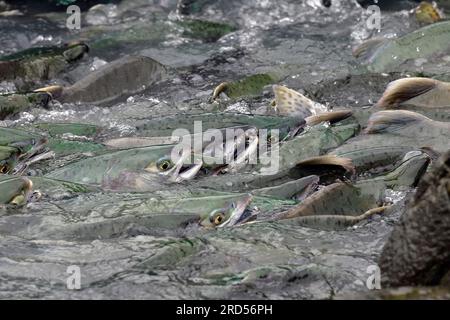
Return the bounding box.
[0,146,20,174]
[136,84,346,141]
[278,206,390,230]
[0,126,40,147]
[32,122,102,138]
[27,122,106,158]
[0,193,282,240]
[45,127,263,188]
[104,126,252,149]
[332,145,415,176]
[250,175,319,200]
[0,127,48,173]
[267,123,359,174]
[353,20,450,72]
[175,123,358,194]
[333,110,450,156]
[0,41,89,89]
[0,91,52,120]
[46,124,282,189]
[147,117,357,180]
[415,1,444,25]
[0,125,106,173]
[275,150,430,224]
[45,144,177,188]
[212,74,276,100]
[36,55,167,105]
[135,112,304,140]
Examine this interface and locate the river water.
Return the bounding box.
[0,0,448,299]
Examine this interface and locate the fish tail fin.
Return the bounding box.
[272,85,327,118]
[34,85,64,99]
[358,206,390,221]
[376,77,438,108]
[365,110,429,134]
[296,155,355,174]
[352,38,386,59]
[305,109,353,126]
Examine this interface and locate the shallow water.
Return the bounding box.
[0,0,448,299]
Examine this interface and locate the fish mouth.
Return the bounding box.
[8,177,33,206]
[218,195,256,228]
[295,175,320,201]
[388,150,431,187]
[12,138,54,175]
[162,152,204,183]
[148,127,260,182]
[402,151,431,187]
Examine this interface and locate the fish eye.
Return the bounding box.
[210,211,226,226]
[156,158,174,172]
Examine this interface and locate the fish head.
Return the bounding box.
[144,151,202,182]
[200,194,256,228]
[0,146,19,174]
[0,176,33,205]
[25,91,52,108]
[387,150,431,188]
[63,41,90,62]
[34,86,62,101]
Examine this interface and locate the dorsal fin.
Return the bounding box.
[305,109,353,126]
[352,38,386,59]
[376,77,438,108]
[365,110,429,134]
[272,85,327,118]
[296,155,355,174]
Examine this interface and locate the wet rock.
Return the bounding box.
[379,151,450,287]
